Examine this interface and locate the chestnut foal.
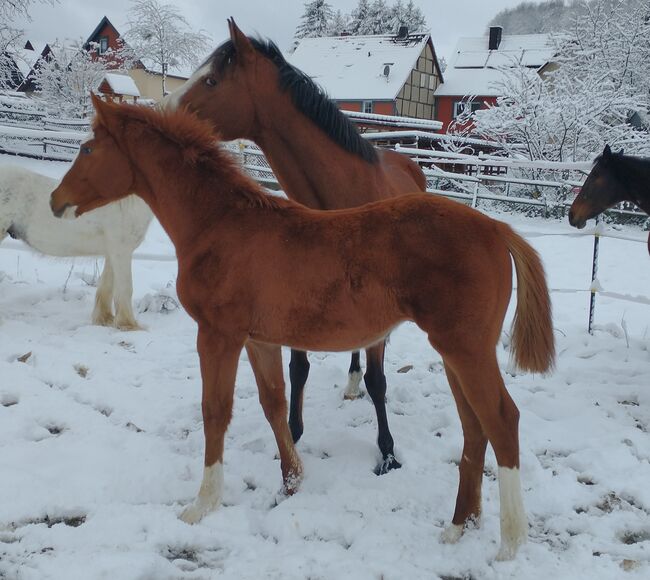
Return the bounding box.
[166,19,428,473]
[51,96,555,560]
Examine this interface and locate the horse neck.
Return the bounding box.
[623,157,650,214]
[121,137,229,254]
[251,98,382,210]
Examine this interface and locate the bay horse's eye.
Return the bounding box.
[204,77,217,88]
[81,146,92,155]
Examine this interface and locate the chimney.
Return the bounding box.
[396,25,409,40]
[488,26,502,50]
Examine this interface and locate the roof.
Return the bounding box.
[102,72,140,97]
[435,33,554,97]
[289,33,436,101]
[85,16,117,47]
[11,42,47,77]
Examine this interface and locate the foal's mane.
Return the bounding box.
[205,38,379,165]
[96,101,286,210]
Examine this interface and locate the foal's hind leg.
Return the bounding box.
[440,363,488,545]
[343,351,363,400]
[365,341,401,475]
[248,342,303,493]
[445,351,527,561]
[288,349,309,443]
[92,258,115,326]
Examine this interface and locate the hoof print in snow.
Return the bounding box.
[620,529,650,545]
[1,395,18,407]
[23,515,86,529]
[577,475,596,486]
[16,351,32,363]
[46,425,65,436]
[397,364,413,373]
[74,364,89,378]
[125,421,144,433]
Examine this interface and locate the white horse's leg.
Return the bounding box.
[111,249,141,331]
[92,258,115,326]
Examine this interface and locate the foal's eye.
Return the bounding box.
[204,77,217,88]
[81,146,92,155]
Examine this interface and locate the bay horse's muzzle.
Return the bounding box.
[568,208,587,229]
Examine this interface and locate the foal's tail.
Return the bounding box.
[502,225,555,373]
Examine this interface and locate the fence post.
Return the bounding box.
[588,218,601,334]
[471,179,479,208]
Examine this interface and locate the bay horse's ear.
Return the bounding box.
[227,17,255,63]
[618,148,624,155]
[603,144,612,157]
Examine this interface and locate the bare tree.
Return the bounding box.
[124,0,210,96]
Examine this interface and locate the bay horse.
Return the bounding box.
[569,145,650,253]
[51,95,554,561]
[165,19,428,473]
[0,164,152,329]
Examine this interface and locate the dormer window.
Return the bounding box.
[98,36,109,55]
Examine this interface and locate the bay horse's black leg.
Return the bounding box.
[365,340,401,475]
[288,349,309,443]
[343,351,363,399]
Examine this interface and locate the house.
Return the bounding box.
[17,42,77,94]
[434,27,554,132]
[84,15,190,101]
[97,72,140,103]
[290,28,444,121]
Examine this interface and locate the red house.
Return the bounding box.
[434,27,554,132]
[290,29,444,121]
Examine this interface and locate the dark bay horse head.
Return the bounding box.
[165,18,377,163]
[569,145,636,229]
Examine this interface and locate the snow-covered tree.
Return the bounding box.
[32,40,108,118]
[295,0,334,39]
[124,0,210,96]
[459,0,650,162]
[401,0,427,33]
[328,9,349,36]
[349,0,371,35]
[0,0,55,88]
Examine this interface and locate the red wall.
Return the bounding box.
[337,101,396,116]
[436,96,497,132]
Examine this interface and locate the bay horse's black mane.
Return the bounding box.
[595,150,650,201]
[205,38,379,165]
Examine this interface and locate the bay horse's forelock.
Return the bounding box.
[172,20,428,476]
[51,99,555,560]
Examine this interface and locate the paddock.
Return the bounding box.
[0,154,649,579]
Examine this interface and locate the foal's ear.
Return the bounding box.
[603,144,612,157]
[227,17,255,63]
[91,92,110,126]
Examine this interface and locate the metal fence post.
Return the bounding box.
[588,218,601,334]
[471,179,479,208]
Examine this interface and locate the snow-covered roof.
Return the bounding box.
[289,33,432,101]
[102,73,140,97]
[11,43,47,77]
[435,33,554,97]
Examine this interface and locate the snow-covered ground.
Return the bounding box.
[1,155,649,580]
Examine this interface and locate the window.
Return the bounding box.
[362,100,373,114]
[453,100,483,118]
[98,36,109,55]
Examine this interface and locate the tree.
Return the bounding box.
[0,0,56,88]
[295,0,334,39]
[124,0,210,96]
[401,0,427,33]
[32,40,109,118]
[463,0,650,162]
[328,9,349,36]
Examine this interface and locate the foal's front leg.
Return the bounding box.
[180,328,244,524]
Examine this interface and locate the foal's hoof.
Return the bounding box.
[440,523,464,544]
[342,371,363,400]
[343,390,363,401]
[374,454,402,475]
[92,313,114,327]
[282,467,303,496]
[179,501,215,524]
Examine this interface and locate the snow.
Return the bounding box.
[435,33,554,97]
[289,34,430,100]
[1,154,650,579]
[102,73,141,98]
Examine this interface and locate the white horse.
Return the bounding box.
[0,164,153,329]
